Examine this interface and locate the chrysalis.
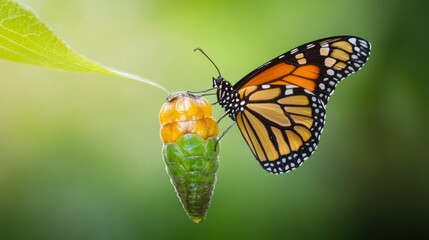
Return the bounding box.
[159,92,220,223]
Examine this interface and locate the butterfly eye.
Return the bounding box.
[212,77,217,87]
[213,76,224,88]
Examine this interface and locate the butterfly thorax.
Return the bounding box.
[213,76,242,121]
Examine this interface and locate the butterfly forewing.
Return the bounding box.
[235,85,326,174]
[233,36,371,105]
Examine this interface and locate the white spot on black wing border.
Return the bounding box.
[290,48,299,54]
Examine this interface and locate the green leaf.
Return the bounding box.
[0,0,169,93]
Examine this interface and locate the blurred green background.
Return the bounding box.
[1,0,428,239]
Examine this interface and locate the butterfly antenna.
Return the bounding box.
[194,48,222,77]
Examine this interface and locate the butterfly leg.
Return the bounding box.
[187,87,215,94]
[217,113,228,123]
[215,122,236,150]
[200,93,217,97]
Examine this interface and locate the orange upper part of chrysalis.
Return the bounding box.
[159,92,219,143]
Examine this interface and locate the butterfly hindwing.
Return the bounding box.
[235,85,326,174]
[233,36,371,105]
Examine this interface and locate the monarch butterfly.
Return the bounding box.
[199,36,371,174]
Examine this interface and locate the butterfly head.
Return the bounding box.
[212,76,242,121]
[212,76,224,88]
